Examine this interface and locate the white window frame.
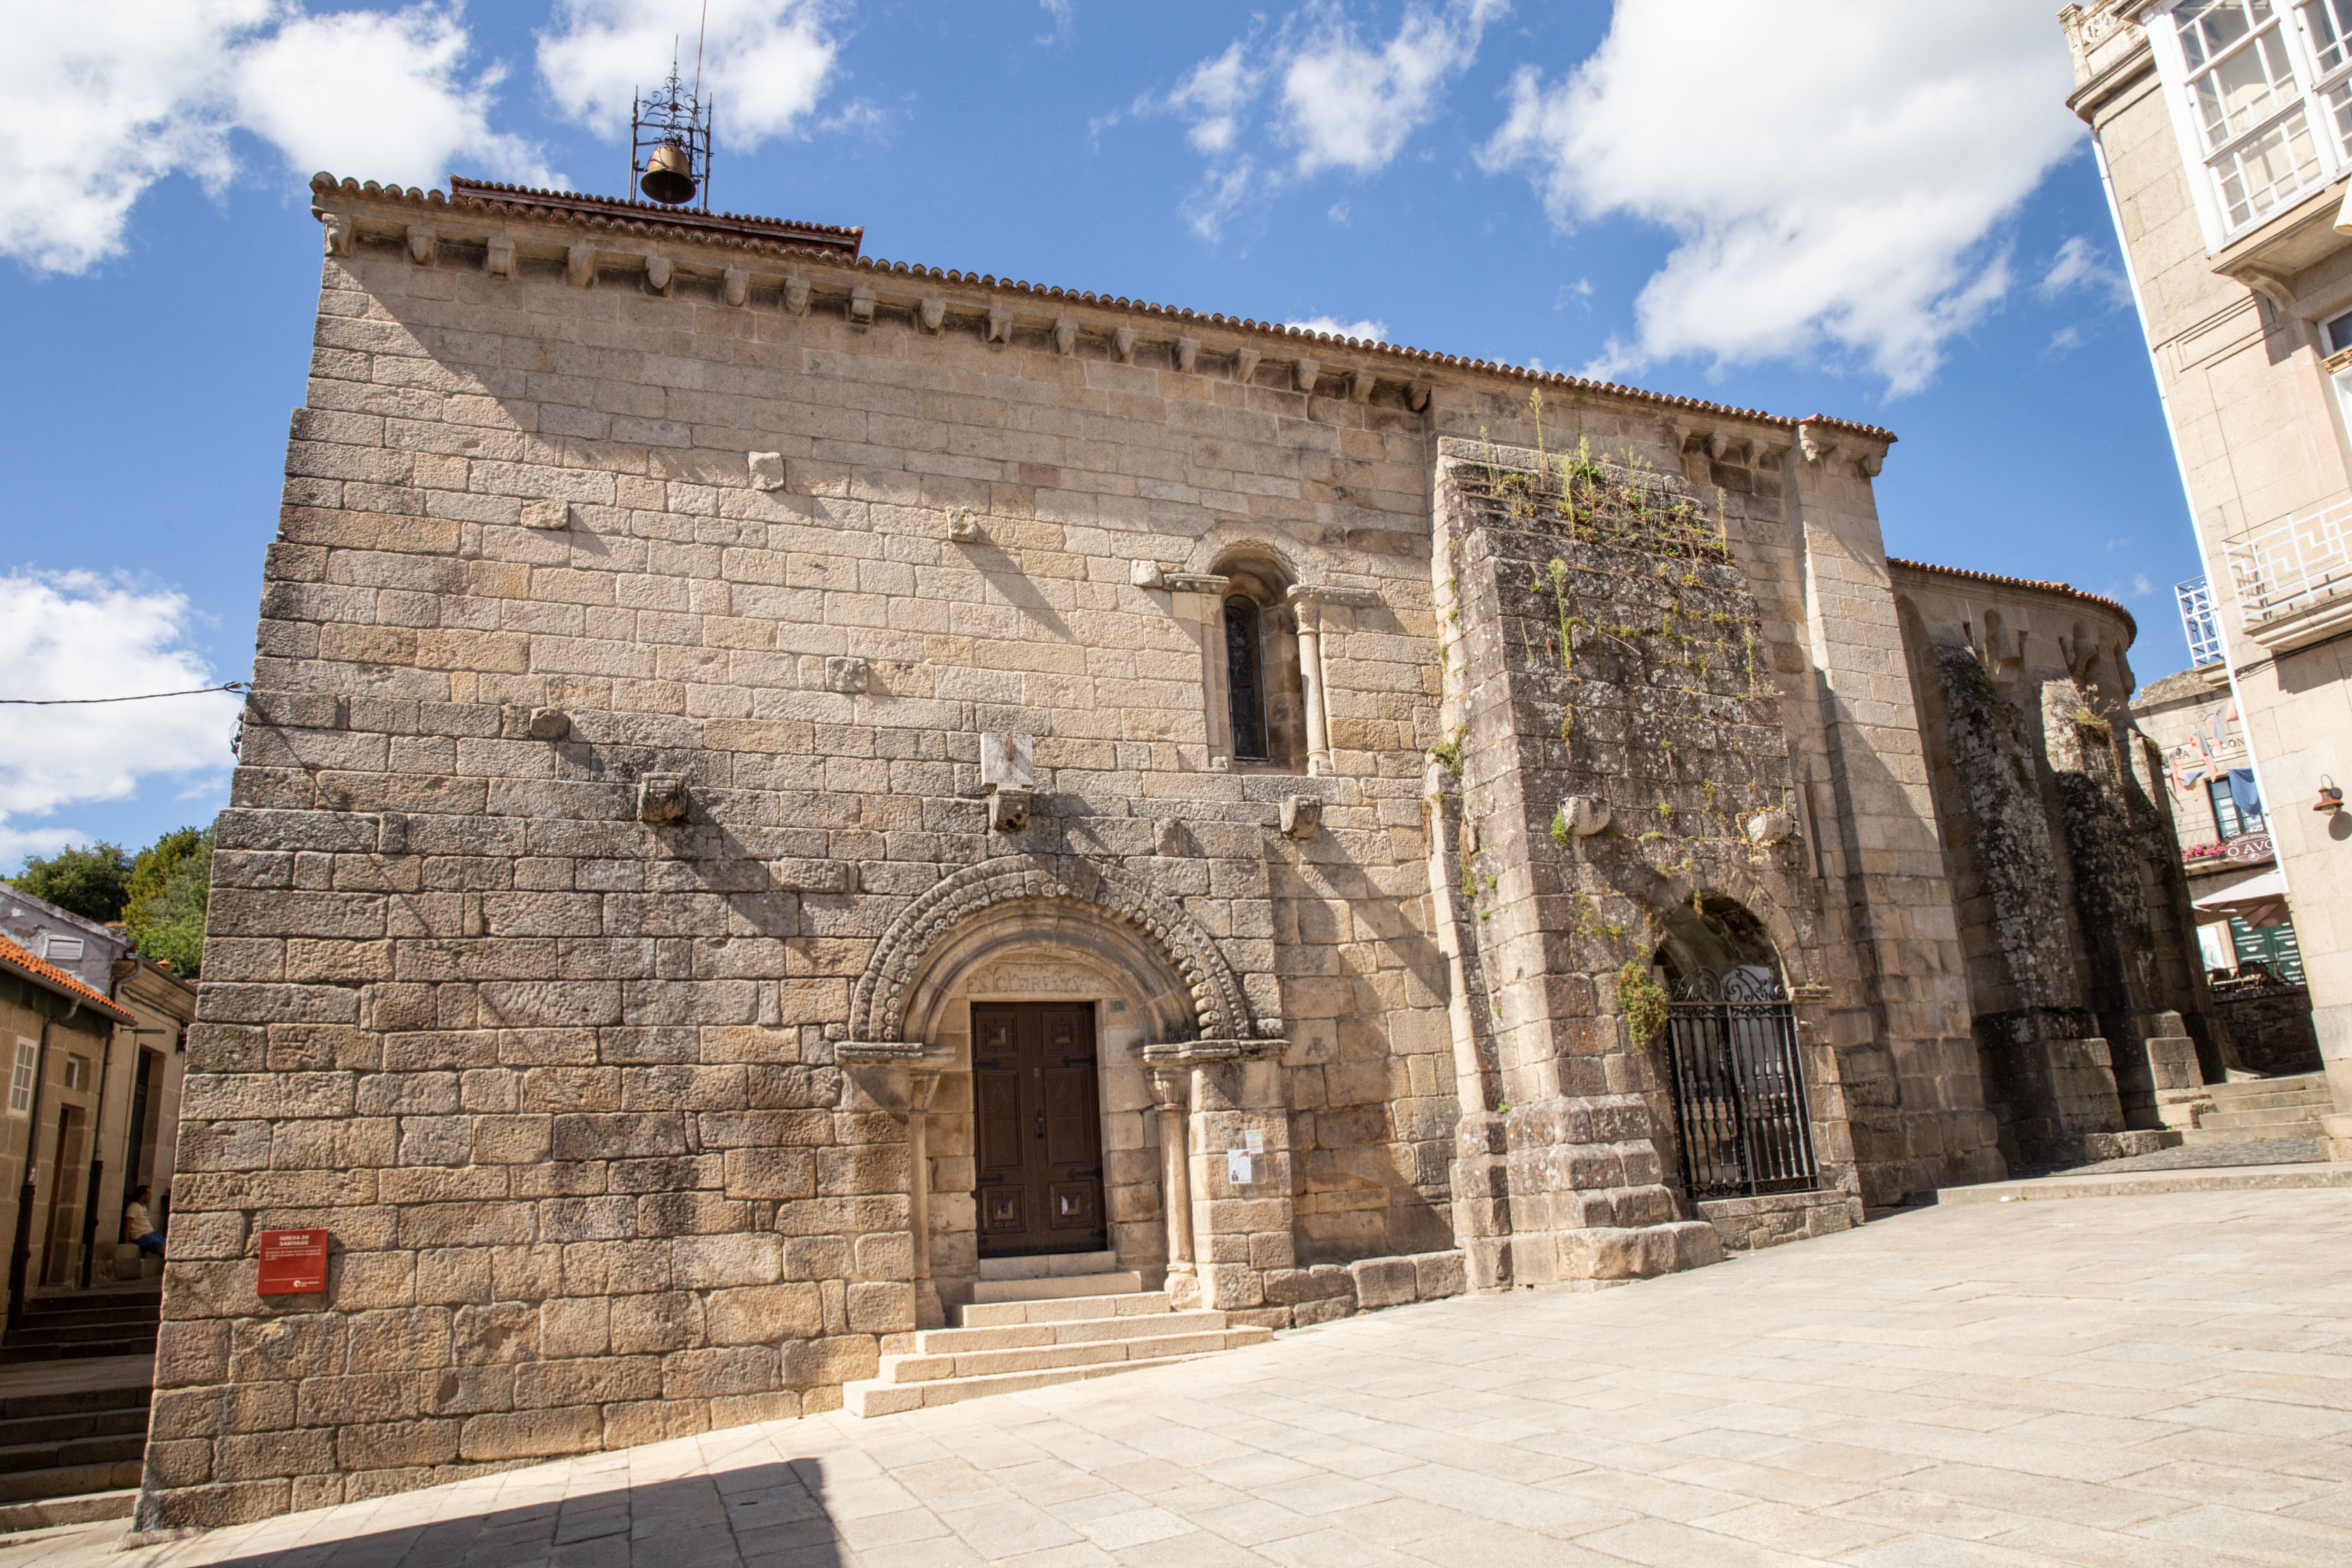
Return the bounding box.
[40,935,82,963]
[2150,0,2352,250]
[8,1040,34,1118]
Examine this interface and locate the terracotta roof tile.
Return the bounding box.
[315,172,1898,445]
[0,935,135,1024]
[1889,557,2137,642]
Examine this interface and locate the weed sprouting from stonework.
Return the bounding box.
[1617,961,1671,1047]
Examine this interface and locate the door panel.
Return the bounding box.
[971,1001,1106,1257]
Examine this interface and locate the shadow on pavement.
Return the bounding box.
[190,1459,845,1568]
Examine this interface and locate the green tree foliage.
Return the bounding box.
[6,842,132,924]
[123,827,212,978]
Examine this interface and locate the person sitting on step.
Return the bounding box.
[123,1186,165,1259]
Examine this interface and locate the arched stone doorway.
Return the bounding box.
[1645,894,1821,1202]
[842,854,1279,1322]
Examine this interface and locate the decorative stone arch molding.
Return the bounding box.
[845,854,1256,1046]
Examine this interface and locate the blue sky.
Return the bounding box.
[0,0,2198,872]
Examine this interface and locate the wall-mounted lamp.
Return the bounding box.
[2317,775,2344,814]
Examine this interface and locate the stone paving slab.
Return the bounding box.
[8,1188,2352,1566]
[2028,1137,2327,1177]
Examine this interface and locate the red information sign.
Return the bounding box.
[256,1229,330,1295]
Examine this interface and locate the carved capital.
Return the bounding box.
[837,1041,956,1121]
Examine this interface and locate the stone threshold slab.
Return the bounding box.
[1936,1160,2352,1205]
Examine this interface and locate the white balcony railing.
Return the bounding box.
[2223,493,2352,651]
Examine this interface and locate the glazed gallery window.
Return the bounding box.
[2160,1,2352,238]
[1224,596,1269,762]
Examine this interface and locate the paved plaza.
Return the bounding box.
[12,1185,2352,1567]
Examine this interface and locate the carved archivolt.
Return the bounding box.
[846,854,1252,1043]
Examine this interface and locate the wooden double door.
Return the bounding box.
[973,1002,1106,1258]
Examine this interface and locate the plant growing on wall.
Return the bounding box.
[1618,960,1671,1047]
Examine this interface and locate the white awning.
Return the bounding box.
[2191,869,2291,929]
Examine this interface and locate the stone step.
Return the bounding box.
[2180,1127,2326,1146]
[976,1251,1119,1282]
[0,1458,141,1507]
[842,1351,1215,1418]
[961,1290,1171,1328]
[877,1326,1272,1384]
[968,1271,1142,1306]
[0,1406,149,1452]
[2198,1106,2329,1129]
[2206,1074,2328,1103]
[918,1309,1228,1356]
[0,1486,137,1534]
[0,1433,144,1478]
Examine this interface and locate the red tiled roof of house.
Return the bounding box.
[1889,557,2137,642]
[314,173,1899,445]
[0,935,136,1024]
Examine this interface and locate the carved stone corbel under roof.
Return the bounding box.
[1114,326,1137,363]
[918,295,945,333]
[1295,358,1321,393]
[406,227,435,266]
[1176,336,1199,373]
[1054,316,1078,354]
[722,266,748,306]
[1236,347,1263,384]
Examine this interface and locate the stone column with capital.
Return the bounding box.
[1141,1037,1290,1319]
[837,1041,956,1330]
[1291,594,1333,776]
[1149,1066,1194,1299]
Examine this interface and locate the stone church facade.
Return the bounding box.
[140,173,2217,1528]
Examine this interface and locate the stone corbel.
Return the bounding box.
[486,236,514,279]
[1164,572,1232,595]
[319,213,349,257]
[784,275,810,315]
[405,226,435,266]
[2232,263,2297,311]
[1236,347,1262,385]
[836,1041,956,1120]
[986,305,1012,344]
[1114,326,1138,363]
[1349,370,1375,404]
[1797,421,1836,466]
[1406,381,1432,412]
[849,283,876,325]
[1054,316,1078,355]
[919,296,945,334]
[1177,336,1200,373]
[1295,358,1321,394]
[565,245,596,289]
[1855,449,1884,478]
[1130,561,1168,589]
[643,255,674,295]
[723,266,749,306]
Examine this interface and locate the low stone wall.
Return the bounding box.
[1697,1190,1863,1253]
[1244,1250,1467,1327]
[2217,987,2323,1076]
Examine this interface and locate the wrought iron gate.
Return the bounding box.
[1660,968,1819,1198]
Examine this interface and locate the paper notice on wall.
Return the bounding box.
[1226,1151,1253,1185]
[1243,1130,1264,1153]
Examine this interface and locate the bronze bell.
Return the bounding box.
[639,141,696,205]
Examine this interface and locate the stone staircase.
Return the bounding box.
[843,1251,1272,1418]
[0,1376,150,1534]
[0,1285,161,1365]
[2180,1073,2334,1146]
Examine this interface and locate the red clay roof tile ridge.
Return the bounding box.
[0,935,137,1023]
[314,170,1901,444]
[1889,556,2137,641]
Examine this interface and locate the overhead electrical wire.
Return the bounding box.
[0,682,249,705]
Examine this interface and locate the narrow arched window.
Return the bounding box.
[1224,595,1269,761]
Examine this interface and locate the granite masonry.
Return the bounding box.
[139,173,2218,1530]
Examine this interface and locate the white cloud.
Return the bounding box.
[0,2,549,275]
[0,573,243,859]
[1169,41,1260,157]
[1287,315,1388,341]
[2038,234,2134,309]
[1157,2,1501,240]
[1282,0,1503,176]
[1037,0,1074,44]
[537,0,840,147]
[1481,0,2083,396]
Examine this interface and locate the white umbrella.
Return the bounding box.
[2191,869,2291,928]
